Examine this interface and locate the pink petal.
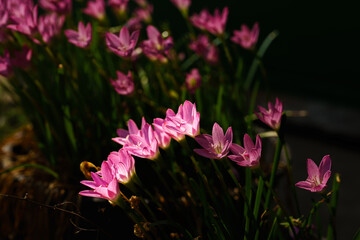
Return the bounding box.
[212,122,224,147]
[194,148,217,159]
[79,190,102,198]
[128,119,139,135]
[119,26,130,45]
[243,134,254,152]
[321,170,331,185]
[307,158,319,180]
[319,155,331,179]
[224,127,233,145]
[230,143,245,155]
[295,180,313,191]
[195,134,213,150]
[101,161,113,183]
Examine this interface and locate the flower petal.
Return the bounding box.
[319,155,331,179]
[307,158,319,180]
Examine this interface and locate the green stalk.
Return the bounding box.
[221,36,233,68]
[327,173,340,240]
[253,175,264,223]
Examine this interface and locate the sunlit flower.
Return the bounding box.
[228,134,262,168]
[64,21,92,48]
[255,98,283,130]
[83,0,105,20]
[105,26,140,58]
[110,70,134,95]
[194,122,232,159]
[185,68,201,94]
[152,118,172,149]
[231,22,259,50]
[79,161,121,202]
[295,155,331,192]
[106,149,135,184]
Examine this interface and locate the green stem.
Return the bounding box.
[0,163,59,179]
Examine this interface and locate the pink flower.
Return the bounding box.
[231,22,259,50]
[10,45,32,69]
[0,0,9,28]
[79,161,121,202]
[194,122,232,159]
[295,155,331,192]
[113,118,159,160]
[106,149,135,184]
[189,34,218,65]
[105,26,140,58]
[125,17,142,32]
[190,7,228,35]
[255,98,283,130]
[39,0,72,14]
[170,0,191,12]
[83,0,105,20]
[64,21,92,48]
[7,4,38,37]
[152,118,172,149]
[141,25,174,63]
[134,5,153,23]
[108,0,129,13]
[110,70,134,95]
[185,68,201,94]
[163,100,200,140]
[228,134,262,168]
[38,13,65,44]
[0,50,11,77]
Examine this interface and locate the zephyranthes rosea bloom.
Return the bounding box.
[10,45,32,69]
[105,26,140,58]
[106,149,135,184]
[0,50,11,77]
[83,0,105,20]
[79,161,121,202]
[190,7,228,36]
[110,70,134,95]
[38,13,65,43]
[194,122,232,159]
[228,134,262,168]
[113,118,159,160]
[163,100,200,140]
[64,21,92,48]
[170,0,191,12]
[189,34,218,65]
[255,98,283,130]
[185,68,201,94]
[7,4,38,37]
[231,22,259,50]
[295,155,331,192]
[39,0,72,14]
[152,118,172,149]
[141,25,174,63]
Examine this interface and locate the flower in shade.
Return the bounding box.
[255,98,283,130]
[105,26,140,58]
[0,0,9,28]
[113,118,159,160]
[10,45,32,69]
[83,0,105,20]
[228,134,262,168]
[109,0,129,13]
[141,25,174,63]
[190,7,228,36]
[38,13,65,44]
[106,149,135,184]
[64,21,92,48]
[163,100,200,140]
[152,118,172,149]
[185,68,201,94]
[170,0,191,12]
[110,70,134,95]
[194,122,232,159]
[7,4,38,37]
[79,161,121,202]
[231,22,259,50]
[0,50,11,77]
[189,34,218,65]
[134,5,153,23]
[295,155,331,192]
[39,0,72,14]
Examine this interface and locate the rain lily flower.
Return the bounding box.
[10,45,32,69]
[64,22,92,48]
[228,134,262,168]
[113,118,159,160]
[163,100,200,140]
[185,68,201,94]
[125,17,142,32]
[0,50,11,77]
[152,118,172,149]
[189,34,218,65]
[190,7,228,35]
[170,0,191,12]
[141,25,174,63]
[106,149,135,184]
[109,0,129,13]
[194,122,233,159]
[83,0,105,20]
[7,4,38,37]
[110,70,135,95]
[0,0,8,28]
[295,155,331,192]
[231,22,259,50]
[105,26,140,58]
[255,98,283,130]
[39,0,72,14]
[134,5,153,23]
[38,13,65,43]
[79,161,121,202]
